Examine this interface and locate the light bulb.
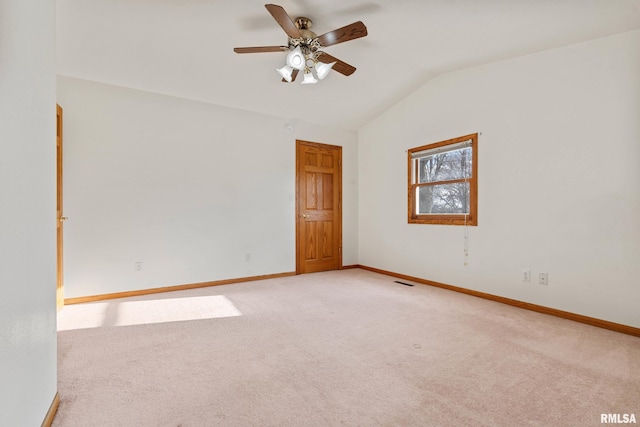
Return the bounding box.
[286,47,305,71]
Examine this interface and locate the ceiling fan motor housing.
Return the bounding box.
[295,17,312,30]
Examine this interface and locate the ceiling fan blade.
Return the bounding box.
[316,21,367,47]
[318,53,356,76]
[282,69,300,83]
[234,46,287,54]
[265,4,302,39]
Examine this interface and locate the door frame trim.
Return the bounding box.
[295,140,343,274]
[56,104,64,310]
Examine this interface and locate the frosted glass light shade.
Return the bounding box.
[301,71,318,85]
[315,61,336,80]
[286,47,305,70]
[276,65,294,82]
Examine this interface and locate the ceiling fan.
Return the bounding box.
[234,4,368,84]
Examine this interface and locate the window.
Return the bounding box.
[408,133,478,225]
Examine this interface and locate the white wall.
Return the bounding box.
[57,77,358,298]
[0,0,58,424]
[359,30,640,328]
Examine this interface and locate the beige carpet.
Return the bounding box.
[54,269,640,426]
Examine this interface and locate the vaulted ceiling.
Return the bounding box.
[57,0,640,130]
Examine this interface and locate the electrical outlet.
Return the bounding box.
[539,273,548,285]
[135,262,142,272]
[522,270,531,282]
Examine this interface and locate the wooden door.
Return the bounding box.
[56,104,65,310]
[296,140,342,274]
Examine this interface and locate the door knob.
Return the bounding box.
[59,217,68,221]
[300,214,309,218]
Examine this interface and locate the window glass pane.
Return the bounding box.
[417,183,470,214]
[418,147,472,184]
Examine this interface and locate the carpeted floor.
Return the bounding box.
[54,269,640,426]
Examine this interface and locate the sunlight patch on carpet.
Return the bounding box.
[57,295,242,330]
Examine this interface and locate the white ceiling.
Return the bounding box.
[57,0,640,130]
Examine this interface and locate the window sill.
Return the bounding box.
[408,215,477,226]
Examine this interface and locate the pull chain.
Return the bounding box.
[464,214,469,266]
[463,138,470,266]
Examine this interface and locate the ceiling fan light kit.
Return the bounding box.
[234,4,367,85]
[283,37,331,84]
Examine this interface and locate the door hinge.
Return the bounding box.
[338,160,341,167]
